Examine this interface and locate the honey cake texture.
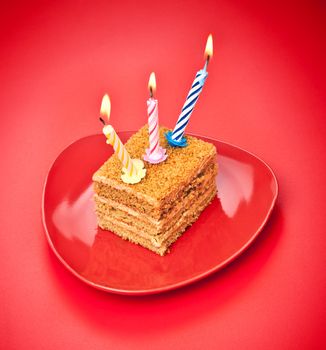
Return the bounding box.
[93,126,218,255]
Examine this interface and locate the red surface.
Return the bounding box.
[1,0,325,348]
[42,132,278,294]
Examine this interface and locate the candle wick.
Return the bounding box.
[204,56,210,71]
[150,87,153,98]
[99,117,106,125]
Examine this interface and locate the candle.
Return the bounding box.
[103,124,136,175]
[166,34,213,147]
[143,72,167,164]
[100,94,146,184]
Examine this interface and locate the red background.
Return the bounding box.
[1,0,325,349]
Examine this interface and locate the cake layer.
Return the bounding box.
[94,159,217,228]
[94,154,217,219]
[94,174,217,236]
[96,182,216,243]
[97,184,217,255]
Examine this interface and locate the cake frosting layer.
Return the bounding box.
[94,159,217,226]
[93,157,216,218]
[94,179,216,237]
[96,184,217,255]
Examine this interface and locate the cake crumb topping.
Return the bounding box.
[93,126,217,200]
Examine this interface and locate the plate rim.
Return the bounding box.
[42,131,279,295]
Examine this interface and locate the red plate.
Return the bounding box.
[42,132,278,295]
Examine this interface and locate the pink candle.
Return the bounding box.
[143,72,167,164]
[147,97,160,155]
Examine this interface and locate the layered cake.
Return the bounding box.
[92,126,218,255]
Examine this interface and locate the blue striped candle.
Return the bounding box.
[166,34,213,147]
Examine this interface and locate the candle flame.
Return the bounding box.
[148,72,156,96]
[100,94,111,122]
[204,34,213,60]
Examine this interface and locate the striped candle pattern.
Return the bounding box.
[103,125,136,176]
[171,69,208,142]
[143,72,168,164]
[147,98,160,156]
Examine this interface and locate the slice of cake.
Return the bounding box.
[92,126,218,256]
